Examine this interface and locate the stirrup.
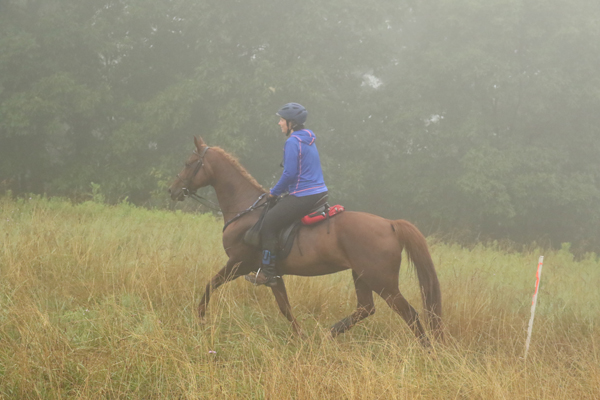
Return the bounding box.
[244,268,280,287]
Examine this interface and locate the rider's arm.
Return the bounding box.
[270,138,299,196]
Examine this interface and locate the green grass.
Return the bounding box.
[0,196,599,399]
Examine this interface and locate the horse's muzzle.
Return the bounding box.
[168,187,185,201]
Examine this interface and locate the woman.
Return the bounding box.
[247,103,329,287]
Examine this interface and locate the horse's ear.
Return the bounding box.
[194,136,205,151]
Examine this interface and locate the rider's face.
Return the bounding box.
[278,117,288,134]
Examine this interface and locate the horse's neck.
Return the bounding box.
[211,157,264,221]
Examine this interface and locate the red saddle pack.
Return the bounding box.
[301,205,345,225]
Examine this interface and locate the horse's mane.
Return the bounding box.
[210,146,266,192]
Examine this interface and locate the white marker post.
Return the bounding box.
[524,256,544,360]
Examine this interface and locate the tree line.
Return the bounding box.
[2,0,600,251]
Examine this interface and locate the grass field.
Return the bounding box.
[1,195,599,399]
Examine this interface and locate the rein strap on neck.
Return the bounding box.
[222,193,268,232]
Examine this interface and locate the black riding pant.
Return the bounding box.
[261,192,328,254]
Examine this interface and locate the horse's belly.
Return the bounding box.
[280,260,350,277]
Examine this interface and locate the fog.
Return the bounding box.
[1,0,599,250]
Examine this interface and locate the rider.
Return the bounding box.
[247,103,329,286]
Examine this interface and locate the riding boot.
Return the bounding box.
[245,250,280,287]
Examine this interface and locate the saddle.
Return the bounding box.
[243,194,345,260]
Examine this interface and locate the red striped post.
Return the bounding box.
[524,256,544,360]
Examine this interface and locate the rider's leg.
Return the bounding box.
[246,197,294,286]
[247,192,327,286]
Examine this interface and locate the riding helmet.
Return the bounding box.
[276,103,308,125]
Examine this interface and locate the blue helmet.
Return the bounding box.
[276,103,307,125]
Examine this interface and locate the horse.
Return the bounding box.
[168,137,443,346]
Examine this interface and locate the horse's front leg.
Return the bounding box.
[270,278,303,336]
[198,259,251,320]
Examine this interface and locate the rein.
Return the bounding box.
[187,191,267,232]
[186,192,221,211]
[222,193,268,232]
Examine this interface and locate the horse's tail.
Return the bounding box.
[392,220,443,340]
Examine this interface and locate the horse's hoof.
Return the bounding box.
[198,311,207,323]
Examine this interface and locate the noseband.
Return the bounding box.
[177,145,210,197]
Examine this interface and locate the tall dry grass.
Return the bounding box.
[0,196,599,399]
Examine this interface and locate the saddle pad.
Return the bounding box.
[301,205,345,225]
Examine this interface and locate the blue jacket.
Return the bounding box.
[270,129,328,197]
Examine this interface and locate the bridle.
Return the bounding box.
[174,145,221,210]
[176,145,210,197]
[174,144,269,230]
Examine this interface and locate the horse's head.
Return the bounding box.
[168,137,212,201]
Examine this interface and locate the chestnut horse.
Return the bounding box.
[169,137,443,345]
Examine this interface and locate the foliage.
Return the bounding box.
[1,0,600,248]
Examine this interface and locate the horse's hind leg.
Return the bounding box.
[270,278,302,336]
[378,285,430,347]
[198,259,252,320]
[330,271,376,337]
